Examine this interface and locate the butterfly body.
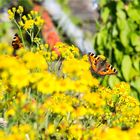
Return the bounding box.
[12,33,23,55]
[88,52,117,76]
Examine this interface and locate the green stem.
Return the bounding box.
[31,28,34,47]
[13,20,25,47]
[35,27,41,38]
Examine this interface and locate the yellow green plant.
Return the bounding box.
[8,6,44,48]
[0,41,140,139]
[0,6,139,140]
[93,0,140,99]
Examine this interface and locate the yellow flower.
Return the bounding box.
[18,20,24,27]
[69,124,83,139]
[12,7,16,13]
[17,6,24,14]
[44,51,51,61]
[35,16,44,27]
[37,72,56,94]
[29,72,43,84]
[9,61,30,89]
[5,108,15,118]
[30,10,38,16]
[8,9,14,20]
[23,52,48,70]
[27,14,32,19]
[51,51,58,60]
[114,82,130,95]
[11,124,36,140]
[54,42,80,59]
[22,15,27,21]
[23,19,34,30]
[46,124,55,134]
[0,43,13,55]
[83,92,105,107]
[45,44,49,49]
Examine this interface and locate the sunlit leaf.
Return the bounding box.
[108,76,120,88]
[101,7,110,23]
[116,1,124,10]
[120,30,129,47]
[130,33,140,46]
[121,55,132,81]
[112,25,118,37]
[132,56,140,71]
[135,45,140,52]
[129,67,139,80]
[117,10,126,19]
[131,76,140,93]
[127,6,140,23]
[99,0,108,7]
[114,48,123,65]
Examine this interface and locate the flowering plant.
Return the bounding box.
[0,6,139,140]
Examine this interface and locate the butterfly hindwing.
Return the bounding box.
[88,52,117,76]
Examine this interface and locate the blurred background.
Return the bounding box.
[0,0,140,100]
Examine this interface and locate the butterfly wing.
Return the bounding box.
[12,34,23,56]
[12,33,23,50]
[97,62,118,76]
[88,52,99,72]
[88,52,118,76]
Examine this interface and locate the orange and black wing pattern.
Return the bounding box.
[88,52,118,76]
[12,33,23,55]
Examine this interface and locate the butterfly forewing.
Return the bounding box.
[88,52,118,76]
[12,34,23,49]
[88,52,98,72]
[12,34,23,56]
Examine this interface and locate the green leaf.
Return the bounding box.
[116,1,124,10]
[97,33,102,46]
[127,6,140,23]
[117,18,126,30]
[130,33,140,46]
[129,89,139,99]
[101,7,110,23]
[112,25,118,37]
[132,56,140,71]
[97,29,107,46]
[120,30,129,47]
[119,19,130,48]
[129,67,139,80]
[127,19,137,32]
[108,76,120,88]
[99,0,108,7]
[135,45,140,52]
[117,10,126,19]
[114,48,123,65]
[131,76,140,93]
[121,55,132,81]
[125,46,134,54]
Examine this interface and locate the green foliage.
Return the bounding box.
[93,0,140,99]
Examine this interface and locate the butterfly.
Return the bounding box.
[12,33,23,55]
[88,52,118,76]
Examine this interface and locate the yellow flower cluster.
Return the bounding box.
[0,124,36,140]
[20,11,44,31]
[8,6,44,31]
[0,43,140,140]
[8,6,44,49]
[54,42,80,59]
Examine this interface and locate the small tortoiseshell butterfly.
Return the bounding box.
[88,52,118,76]
[12,33,23,55]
